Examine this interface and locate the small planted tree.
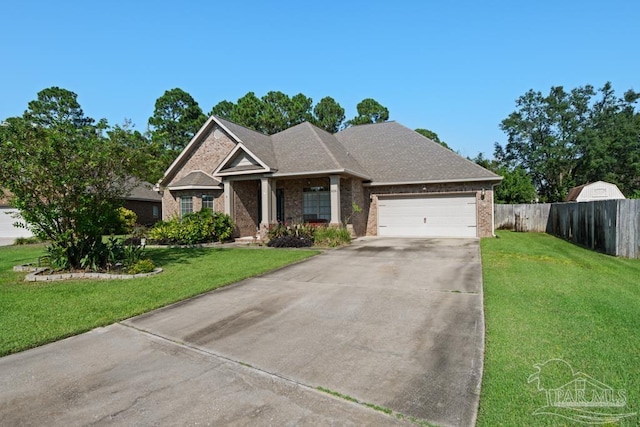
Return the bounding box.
[0,87,139,270]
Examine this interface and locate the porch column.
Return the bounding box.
[330,175,341,226]
[223,180,234,218]
[270,180,277,223]
[260,177,275,228]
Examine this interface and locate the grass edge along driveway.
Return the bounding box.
[477,231,640,426]
[0,245,318,357]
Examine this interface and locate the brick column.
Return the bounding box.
[223,180,234,218]
[260,177,275,238]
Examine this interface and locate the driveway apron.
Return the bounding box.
[126,237,484,426]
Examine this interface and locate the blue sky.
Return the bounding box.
[1,0,638,158]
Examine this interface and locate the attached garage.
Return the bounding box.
[0,208,33,239]
[377,194,477,238]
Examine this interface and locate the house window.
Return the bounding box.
[180,196,193,217]
[202,195,214,211]
[303,186,330,222]
[152,205,159,219]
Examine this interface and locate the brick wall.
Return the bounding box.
[233,180,260,237]
[123,200,161,226]
[162,124,236,220]
[365,182,495,237]
[276,177,330,224]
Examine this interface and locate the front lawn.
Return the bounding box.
[478,231,640,426]
[0,245,318,357]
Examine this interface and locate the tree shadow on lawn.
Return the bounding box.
[146,247,229,268]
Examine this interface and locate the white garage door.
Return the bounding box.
[378,195,477,238]
[0,208,33,238]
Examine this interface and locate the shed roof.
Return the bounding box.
[566,181,625,202]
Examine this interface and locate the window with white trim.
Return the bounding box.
[180,196,193,217]
[202,195,214,211]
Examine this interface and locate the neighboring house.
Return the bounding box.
[0,182,161,239]
[0,192,33,239]
[124,180,162,226]
[158,116,502,239]
[566,181,626,202]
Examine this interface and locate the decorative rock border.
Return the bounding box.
[13,265,163,282]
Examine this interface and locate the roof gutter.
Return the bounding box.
[364,176,503,187]
[271,169,371,180]
[167,185,223,191]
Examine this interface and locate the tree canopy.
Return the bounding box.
[346,98,389,126]
[497,82,640,202]
[0,87,140,269]
[415,128,451,149]
[473,153,537,204]
[148,88,207,152]
[313,96,345,134]
[209,91,358,134]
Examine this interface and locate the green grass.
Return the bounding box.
[478,231,640,426]
[0,245,317,357]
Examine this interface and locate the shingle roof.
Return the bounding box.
[566,183,587,201]
[163,116,501,186]
[169,171,221,189]
[127,180,162,202]
[270,122,370,178]
[335,122,501,183]
[216,117,278,169]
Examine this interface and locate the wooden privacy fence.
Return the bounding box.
[495,200,640,259]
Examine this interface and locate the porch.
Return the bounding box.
[223,175,365,238]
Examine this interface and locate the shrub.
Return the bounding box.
[267,235,314,248]
[212,211,235,242]
[267,223,315,241]
[313,225,352,247]
[148,210,235,245]
[13,236,42,245]
[109,207,137,235]
[127,259,155,274]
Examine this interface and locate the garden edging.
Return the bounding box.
[13,265,163,282]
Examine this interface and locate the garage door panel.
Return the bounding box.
[378,195,477,238]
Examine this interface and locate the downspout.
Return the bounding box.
[491,183,497,237]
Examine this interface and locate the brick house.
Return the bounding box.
[158,116,502,239]
[124,180,162,227]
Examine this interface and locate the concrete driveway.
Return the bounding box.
[0,238,484,427]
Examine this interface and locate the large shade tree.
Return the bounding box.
[0,87,139,269]
[347,98,389,126]
[313,96,345,133]
[148,88,207,152]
